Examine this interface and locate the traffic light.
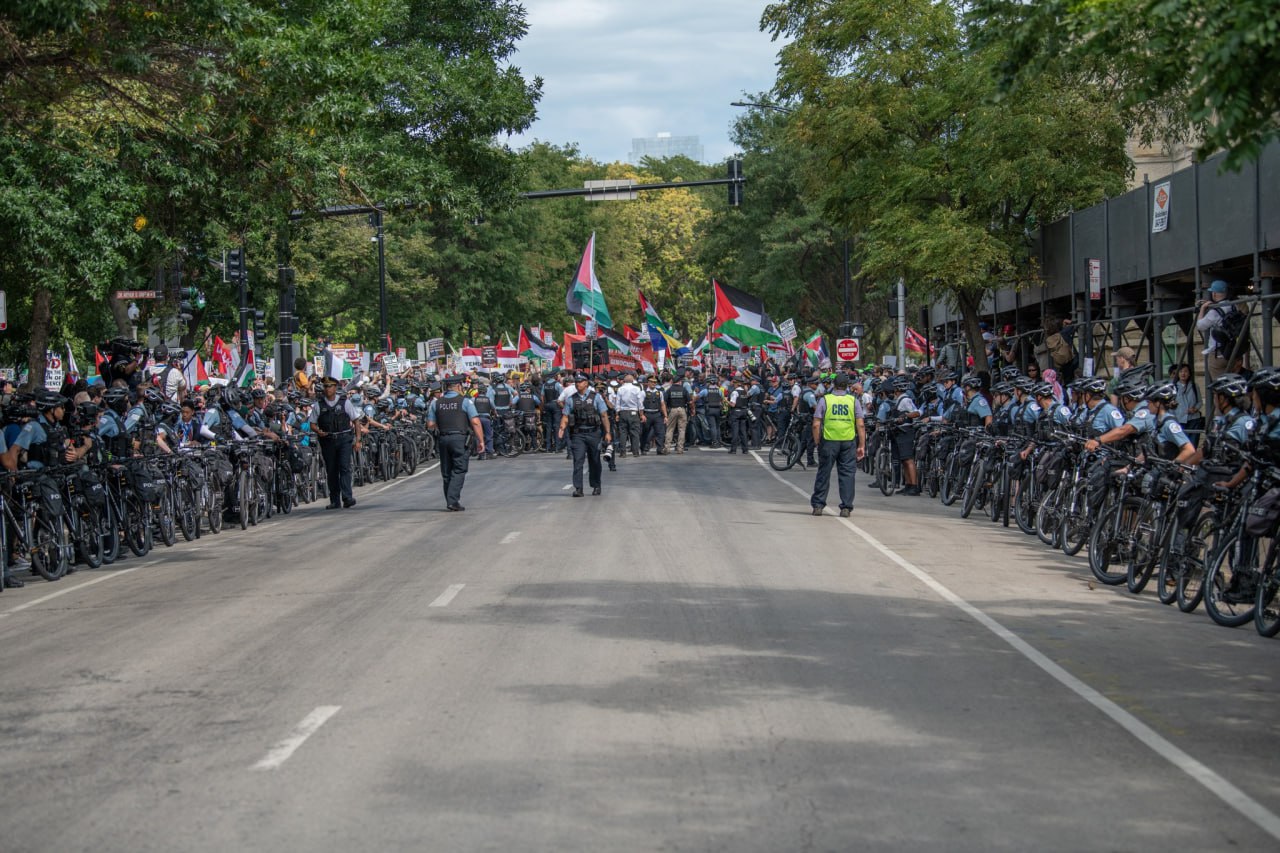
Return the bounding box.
[224,248,244,283]
[727,158,743,207]
[253,309,267,343]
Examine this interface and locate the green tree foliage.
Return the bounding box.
[971,0,1280,170]
[761,0,1130,371]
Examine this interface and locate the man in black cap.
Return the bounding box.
[558,373,612,496]
[312,373,364,509]
[727,375,752,454]
[428,374,484,511]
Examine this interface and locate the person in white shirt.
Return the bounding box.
[614,373,645,457]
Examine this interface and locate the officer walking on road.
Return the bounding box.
[810,373,865,517]
[312,374,364,509]
[558,373,612,497]
[641,374,667,454]
[428,375,485,511]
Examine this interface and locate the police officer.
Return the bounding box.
[558,373,612,497]
[641,374,667,454]
[664,372,691,454]
[700,375,724,447]
[312,374,363,509]
[727,375,752,454]
[1,390,93,472]
[809,373,864,517]
[541,372,563,452]
[614,373,645,457]
[427,375,484,511]
[471,381,495,460]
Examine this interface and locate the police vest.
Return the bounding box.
[733,389,751,410]
[542,382,559,405]
[434,395,469,433]
[1152,412,1183,460]
[101,410,133,458]
[515,396,538,414]
[643,389,663,412]
[317,397,352,435]
[797,391,814,416]
[493,386,513,409]
[821,394,858,441]
[666,384,688,408]
[473,395,493,417]
[703,387,722,408]
[27,419,66,468]
[570,392,602,430]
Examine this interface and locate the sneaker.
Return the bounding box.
[839,508,852,518]
[592,487,602,496]
[571,489,584,497]
[811,507,824,516]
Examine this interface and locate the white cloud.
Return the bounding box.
[508,0,783,166]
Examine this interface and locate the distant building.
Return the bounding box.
[629,132,704,164]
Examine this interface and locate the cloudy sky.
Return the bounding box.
[506,0,784,165]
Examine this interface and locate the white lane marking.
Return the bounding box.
[749,450,1280,843]
[562,484,573,490]
[429,584,466,608]
[0,561,159,617]
[251,705,341,771]
[500,531,521,545]
[366,463,438,496]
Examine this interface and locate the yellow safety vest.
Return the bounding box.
[821,393,858,441]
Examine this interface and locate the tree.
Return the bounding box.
[762,0,1130,372]
[970,0,1280,170]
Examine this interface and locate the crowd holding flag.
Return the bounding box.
[803,331,831,369]
[518,326,556,362]
[565,232,613,329]
[712,279,782,347]
[638,291,681,352]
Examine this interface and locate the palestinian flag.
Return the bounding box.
[183,353,211,389]
[321,349,354,382]
[638,291,681,351]
[598,326,631,354]
[565,232,613,329]
[803,332,830,369]
[711,330,742,351]
[712,280,781,346]
[519,326,556,362]
[232,348,257,387]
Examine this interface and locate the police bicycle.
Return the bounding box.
[1,470,72,581]
[768,413,809,471]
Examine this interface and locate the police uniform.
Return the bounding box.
[810,386,862,515]
[541,377,563,451]
[428,378,481,510]
[700,381,724,447]
[664,378,691,453]
[727,381,752,453]
[471,390,494,459]
[641,379,667,453]
[313,383,363,508]
[560,378,611,495]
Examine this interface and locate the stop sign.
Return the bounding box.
[835,338,860,362]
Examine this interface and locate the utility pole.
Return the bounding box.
[375,209,387,352]
[896,278,907,368]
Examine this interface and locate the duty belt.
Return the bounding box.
[322,429,353,436]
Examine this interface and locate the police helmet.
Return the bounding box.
[1248,367,1280,393]
[1033,382,1057,399]
[1079,377,1108,396]
[250,388,267,400]
[892,375,913,392]
[991,381,1013,396]
[1119,362,1155,384]
[1209,373,1248,398]
[1116,378,1148,400]
[919,385,937,402]
[962,375,984,390]
[1010,376,1035,394]
[34,389,66,411]
[157,402,181,421]
[1143,381,1178,406]
[937,370,957,383]
[999,366,1022,381]
[223,388,242,407]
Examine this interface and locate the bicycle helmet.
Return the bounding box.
[999,366,1022,381]
[250,388,267,400]
[1142,381,1178,406]
[962,374,984,390]
[1078,377,1108,396]
[157,402,181,421]
[1033,382,1057,399]
[990,381,1013,396]
[1247,367,1280,392]
[143,387,166,406]
[1209,373,1248,398]
[1116,378,1147,400]
[918,385,937,403]
[1118,362,1155,384]
[892,376,913,392]
[34,389,66,411]
[222,388,242,407]
[76,401,102,422]
[102,386,130,412]
[1010,376,1035,394]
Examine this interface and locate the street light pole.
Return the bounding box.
[375,209,387,352]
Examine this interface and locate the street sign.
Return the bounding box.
[836,338,860,362]
[1087,258,1103,300]
[0,289,6,330]
[1151,180,1171,233]
[114,290,159,300]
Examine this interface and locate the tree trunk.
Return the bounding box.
[106,292,134,338]
[25,286,53,391]
[957,291,989,376]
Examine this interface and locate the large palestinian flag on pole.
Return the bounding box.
[803,332,830,369]
[638,291,681,351]
[712,280,782,346]
[565,232,613,329]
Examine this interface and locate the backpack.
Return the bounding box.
[1210,305,1247,356]
[1045,332,1074,367]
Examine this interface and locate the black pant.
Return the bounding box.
[438,433,469,506]
[730,411,751,452]
[618,411,643,456]
[543,404,562,451]
[570,429,602,491]
[811,439,857,510]
[320,433,353,505]
[642,412,666,451]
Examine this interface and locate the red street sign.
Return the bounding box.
[114,290,159,300]
[836,338,860,362]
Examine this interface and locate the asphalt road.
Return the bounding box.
[1,447,1278,852]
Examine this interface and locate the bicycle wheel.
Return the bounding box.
[207,490,224,535]
[1203,532,1258,628]
[277,473,294,515]
[926,455,941,499]
[1060,485,1090,557]
[987,465,1004,523]
[1255,550,1280,637]
[1126,500,1162,594]
[1015,474,1038,536]
[31,512,69,581]
[155,494,176,548]
[100,498,120,565]
[1036,483,1063,548]
[126,498,152,557]
[75,503,104,569]
[1153,515,1182,605]
[177,484,198,541]
[960,461,985,519]
[769,433,798,471]
[238,470,251,530]
[941,459,966,507]
[1176,512,1214,612]
[1088,496,1136,586]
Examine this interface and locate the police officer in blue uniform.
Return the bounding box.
[558,373,612,496]
[313,374,363,509]
[427,374,484,511]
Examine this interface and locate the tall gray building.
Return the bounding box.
[629,132,704,164]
